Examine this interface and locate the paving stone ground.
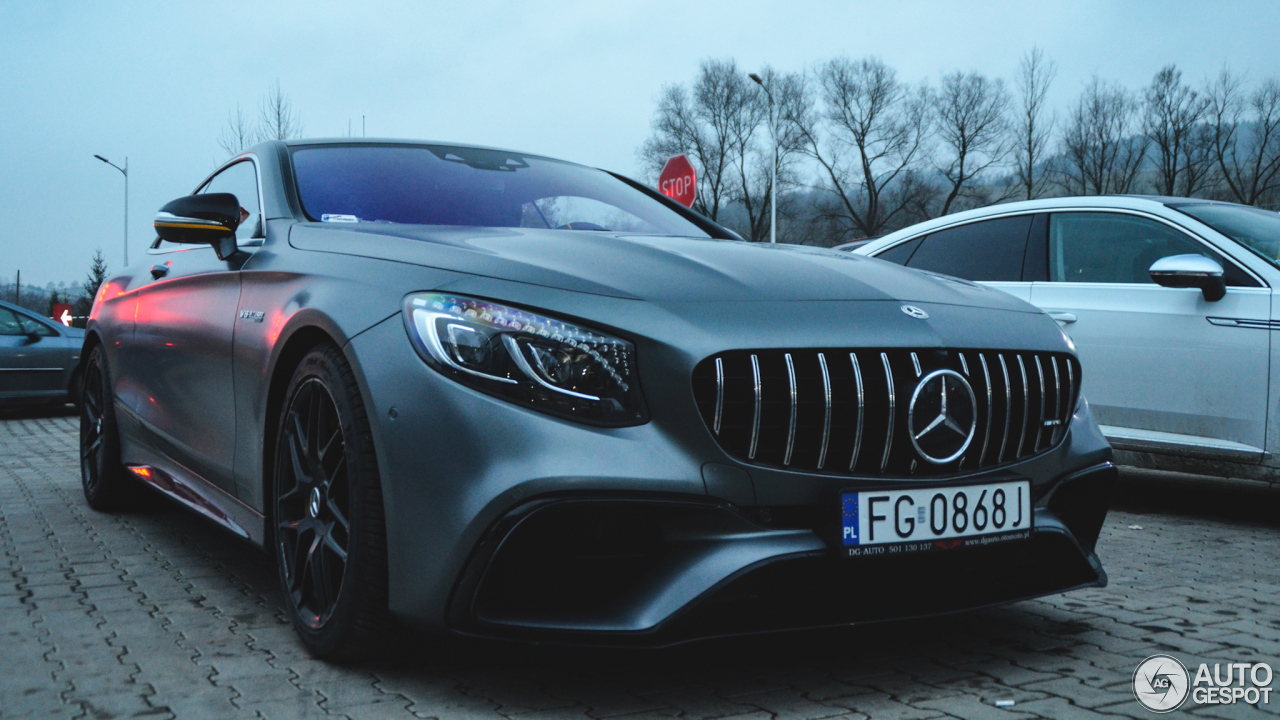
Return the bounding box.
[1,408,1278,719]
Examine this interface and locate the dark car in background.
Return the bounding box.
[80,139,1114,659]
[0,299,83,407]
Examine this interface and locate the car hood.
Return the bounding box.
[289,223,1037,313]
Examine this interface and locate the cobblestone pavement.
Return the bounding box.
[1,410,1278,719]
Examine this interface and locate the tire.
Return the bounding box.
[273,343,392,660]
[80,345,131,510]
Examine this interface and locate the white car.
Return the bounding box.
[854,196,1280,485]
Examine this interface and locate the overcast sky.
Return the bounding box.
[5,0,1280,286]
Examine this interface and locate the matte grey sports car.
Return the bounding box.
[80,139,1114,658]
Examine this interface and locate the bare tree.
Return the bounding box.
[1012,47,1057,200]
[934,71,1011,215]
[257,80,303,141]
[640,59,746,222]
[1059,77,1148,195]
[1206,69,1280,206]
[718,64,770,241]
[791,56,932,239]
[217,104,257,159]
[1143,65,1211,196]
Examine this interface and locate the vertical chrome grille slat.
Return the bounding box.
[849,353,864,472]
[998,354,1012,462]
[817,353,832,470]
[1016,355,1029,457]
[1051,357,1062,418]
[749,354,762,460]
[959,352,970,376]
[1066,359,1076,423]
[911,352,921,377]
[713,357,724,436]
[979,353,993,466]
[783,353,798,466]
[1051,356,1062,445]
[1034,356,1046,450]
[880,352,894,472]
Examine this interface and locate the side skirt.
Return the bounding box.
[115,401,266,545]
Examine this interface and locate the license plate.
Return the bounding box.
[841,480,1031,557]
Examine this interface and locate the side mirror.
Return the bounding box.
[1149,254,1226,302]
[153,193,241,260]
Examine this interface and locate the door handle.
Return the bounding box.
[1047,311,1077,324]
[150,264,169,279]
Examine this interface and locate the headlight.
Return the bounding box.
[402,293,648,426]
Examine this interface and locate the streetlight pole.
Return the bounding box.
[749,72,777,244]
[94,155,128,266]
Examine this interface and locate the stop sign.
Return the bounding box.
[658,154,697,208]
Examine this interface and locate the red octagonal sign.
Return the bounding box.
[658,154,697,208]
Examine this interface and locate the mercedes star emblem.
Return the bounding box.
[901,305,929,319]
[908,369,978,464]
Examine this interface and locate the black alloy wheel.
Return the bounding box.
[274,344,391,659]
[80,345,130,509]
[277,378,351,629]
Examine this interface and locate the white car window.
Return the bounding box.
[905,215,1033,281]
[1049,212,1227,284]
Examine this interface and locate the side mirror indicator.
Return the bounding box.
[1149,254,1226,302]
[153,193,241,260]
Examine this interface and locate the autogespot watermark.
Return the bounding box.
[1133,654,1274,713]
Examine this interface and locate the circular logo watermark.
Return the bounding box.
[1134,654,1190,713]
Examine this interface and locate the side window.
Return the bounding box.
[1048,212,1255,286]
[200,160,262,241]
[0,309,24,336]
[876,236,923,265]
[16,314,57,337]
[905,215,1033,282]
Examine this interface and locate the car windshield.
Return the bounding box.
[290,144,710,237]
[1175,203,1280,269]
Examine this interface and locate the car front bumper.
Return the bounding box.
[347,313,1114,643]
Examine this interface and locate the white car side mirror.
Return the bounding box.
[1149,254,1226,302]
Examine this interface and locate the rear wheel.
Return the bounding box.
[273,344,391,660]
[80,346,131,510]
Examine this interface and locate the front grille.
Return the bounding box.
[692,348,1080,477]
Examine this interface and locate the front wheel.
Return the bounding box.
[273,344,392,660]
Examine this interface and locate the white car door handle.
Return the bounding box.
[1047,311,1077,324]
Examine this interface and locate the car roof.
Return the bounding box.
[854,195,1250,255]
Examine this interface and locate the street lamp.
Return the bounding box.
[94,154,129,266]
[749,72,777,244]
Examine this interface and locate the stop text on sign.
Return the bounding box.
[658,154,697,208]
